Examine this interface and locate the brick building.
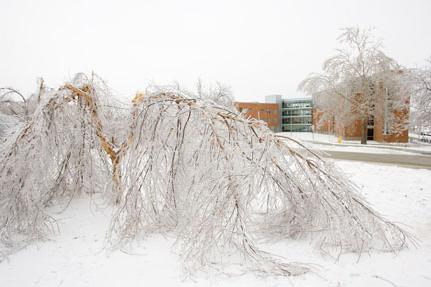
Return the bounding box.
[235,96,313,133]
[235,87,409,143]
[234,102,280,132]
[312,83,409,143]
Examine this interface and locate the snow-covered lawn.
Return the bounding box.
[282,132,431,155]
[309,143,418,155]
[1,160,430,287]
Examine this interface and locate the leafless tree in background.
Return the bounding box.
[299,27,408,144]
[0,87,28,118]
[407,58,431,132]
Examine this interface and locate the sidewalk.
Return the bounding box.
[280,132,431,156]
[320,149,431,169]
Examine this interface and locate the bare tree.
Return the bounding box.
[0,78,48,139]
[109,85,410,276]
[407,58,431,131]
[299,27,407,144]
[1,74,411,276]
[0,87,28,120]
[0,74,120,255]
[194,78,235,107]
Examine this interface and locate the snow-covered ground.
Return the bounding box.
[1,160,431,287]
[281,132,431,155]
[311,143,417,155]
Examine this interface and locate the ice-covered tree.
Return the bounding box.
[109,86,410,276]
[0,74,121,255]
[299,27,407,144]
[407,58,431,131]
[0,87,29,120]
[1,74,410,276]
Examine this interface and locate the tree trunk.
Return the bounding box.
[360,117,368,145]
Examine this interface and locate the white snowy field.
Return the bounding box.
[282,132,431,155]
[1,160,431,287]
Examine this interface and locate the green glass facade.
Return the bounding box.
[281,98,312,132]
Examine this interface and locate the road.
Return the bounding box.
[320,150,431,169]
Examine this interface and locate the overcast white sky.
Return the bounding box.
[1,0,430,102]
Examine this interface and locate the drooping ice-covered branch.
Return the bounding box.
[0,75,410,276]
[0,74,117,251]
[110,88,409,276]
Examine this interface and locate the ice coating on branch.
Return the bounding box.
[0,74,114,251]
[110,88,409,275]
[0,75,409,276]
